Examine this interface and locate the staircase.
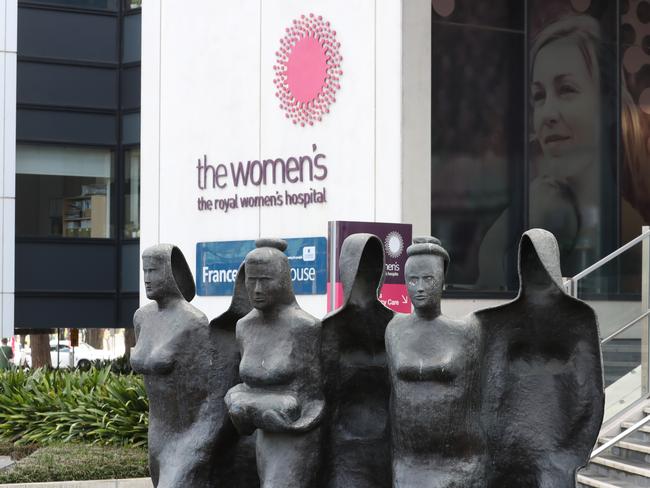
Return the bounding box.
[578,401,650,487]
[568,227,650,488]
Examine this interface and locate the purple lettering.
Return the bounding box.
[215,164,228,189]
[249,160,264,186]
[299,155,314,182]
[263,158,286,184]
[286,157,300,183]
[313,145,328,181]
[230,161,251,186]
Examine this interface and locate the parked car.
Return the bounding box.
[22,340,113,369]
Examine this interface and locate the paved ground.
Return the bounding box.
[0,456,14,470]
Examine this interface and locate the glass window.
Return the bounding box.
[127,0,141,9]
[123,13,141,63]
[124,148,140,239]
[431,5,525,291]
[16,145,114,239]
[621,0,650,245]
[121,66,140,109]
[122,113,140,145]
[18,9,118,63]
[18,62,118,109]
[19,0,118,10]
[431,1,650,295]
[526,1,619,282]
[17,109,117,145]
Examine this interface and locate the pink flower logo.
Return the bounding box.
[273,14,343,127]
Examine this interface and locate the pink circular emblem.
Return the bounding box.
[274,14,343,127]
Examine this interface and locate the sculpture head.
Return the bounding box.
[244,238,295,312]
[405,237,449,316]
[142,244,195,303]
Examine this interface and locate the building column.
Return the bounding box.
[0,0,16,339]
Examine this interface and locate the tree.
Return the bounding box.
[86,328,105,350]
[30,334,51,368]
[123,328,136,361]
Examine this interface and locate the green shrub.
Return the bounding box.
[0,444,149,483]
[89,355,134,375]
[0,367,148,447]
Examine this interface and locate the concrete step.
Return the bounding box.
[0,455,14,470]
[589,454,650,487]
[621,421,650,443]
[600,435,650,464]
[578,471,642,487]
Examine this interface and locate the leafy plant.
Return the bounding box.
[0,367,148,447]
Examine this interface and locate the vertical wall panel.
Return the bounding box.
[0,1,15,338]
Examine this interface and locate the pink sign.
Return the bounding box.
[274,14,343,127]
[327,221,413,314]
[378,283,411,314]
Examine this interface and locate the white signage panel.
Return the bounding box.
[140,0,420,319]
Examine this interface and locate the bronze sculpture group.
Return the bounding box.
[131,229,604,488]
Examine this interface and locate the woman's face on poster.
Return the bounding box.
[532,38,600,180]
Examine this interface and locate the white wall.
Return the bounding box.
[0,0,15,339]
[141,0,431,320]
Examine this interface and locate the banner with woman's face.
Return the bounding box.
[431,0,649,293]
[527,2,616,278]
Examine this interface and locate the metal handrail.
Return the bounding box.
[570,229,650,284]
[564,228,650,344]
[591,414,650,459]
[601,310,650,345]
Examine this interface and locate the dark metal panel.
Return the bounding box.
[18,8,118,62]
[18,61,118,109]
[122,113,140,144]
[122,13,141,63]
[17,109,117,145]
[15,295,116,329]
[16,241,117,292]
[118,294,138,328]
[121,66,140,109]
[120,241,139,292]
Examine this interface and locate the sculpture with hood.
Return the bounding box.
[320,233,395,488]
[131,244,256,487]
[207,263,258,487]
[476,229,604,487]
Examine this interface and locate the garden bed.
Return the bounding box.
[0,444,149,483]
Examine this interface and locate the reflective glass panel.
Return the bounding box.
[16,145,115,238]
[124,148,140,239]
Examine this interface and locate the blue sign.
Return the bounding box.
[196,237,327,296]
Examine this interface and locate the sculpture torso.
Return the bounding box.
[386,313,484,455]
[226,297,324,488]
[239,314,299,388]
[226,304,324,436]
[131,293,232,488]
[131,301,210,430]
[131,304,179,376]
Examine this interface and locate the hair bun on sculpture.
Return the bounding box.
[255,238,288,253]
[407,236,450,274]
[412,236,441,246]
